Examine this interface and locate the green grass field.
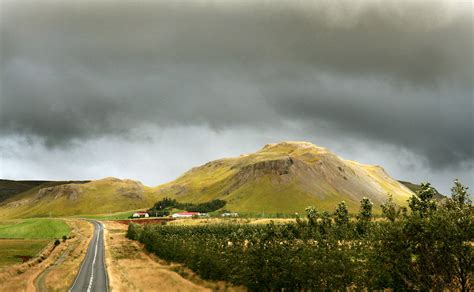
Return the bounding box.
[0,218,70,239]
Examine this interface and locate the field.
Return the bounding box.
[0,218,70,239]
[0,239,49,267]
[0,218,70,267]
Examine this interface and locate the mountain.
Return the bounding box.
[0,141,416,218]
[154,141,414,213]
[0,178,158,219]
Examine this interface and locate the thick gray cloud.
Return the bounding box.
[0,0,473,191]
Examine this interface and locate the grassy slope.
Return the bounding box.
[0,180,89,204]
[0,178,160,219]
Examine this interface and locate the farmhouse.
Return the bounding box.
[171,212,200,218]
[132,211,149,218]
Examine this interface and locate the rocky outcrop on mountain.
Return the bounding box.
[36,184,83,201]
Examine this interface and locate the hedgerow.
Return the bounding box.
[128,180,473,290]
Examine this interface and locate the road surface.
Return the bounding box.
[70,220,108,292]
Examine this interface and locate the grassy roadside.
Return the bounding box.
[103,221,244,291]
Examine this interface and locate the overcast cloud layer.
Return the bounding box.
[1,0,473,194]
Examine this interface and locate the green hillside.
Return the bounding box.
[154,141,414,213]
[0,180,89,203]
[0,178,159,219]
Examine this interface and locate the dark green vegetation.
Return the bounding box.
[128,180,473,291]
[149,198,226,216]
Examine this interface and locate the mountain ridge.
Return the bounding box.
[153,141,414,213]
[0,141,429,218]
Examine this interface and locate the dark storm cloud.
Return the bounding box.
[1,0,472,168]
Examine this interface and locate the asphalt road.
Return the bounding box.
[70,220,108,292]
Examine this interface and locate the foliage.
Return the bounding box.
[381,193,401,222]
[356,197,373,234]
[334,201,349,226]
[408,182,437,217]
[357,197,373,222]
[128,180,473,290]
[149,197,226,214]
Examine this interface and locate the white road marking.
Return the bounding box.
[86,223,100,292]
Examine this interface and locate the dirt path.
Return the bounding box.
[34,243,74,291]
[103,221,244,292]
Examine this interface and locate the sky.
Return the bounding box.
[0,0,472,194]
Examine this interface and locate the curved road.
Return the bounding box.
[70,220,108,292]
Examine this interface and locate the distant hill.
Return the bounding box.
[398,180,445,200]
[0,179,90,203]
[0,178,158,219]
[154,141,414,213]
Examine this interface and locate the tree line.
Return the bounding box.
[129,180,473,290]
[148,197,226,216]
